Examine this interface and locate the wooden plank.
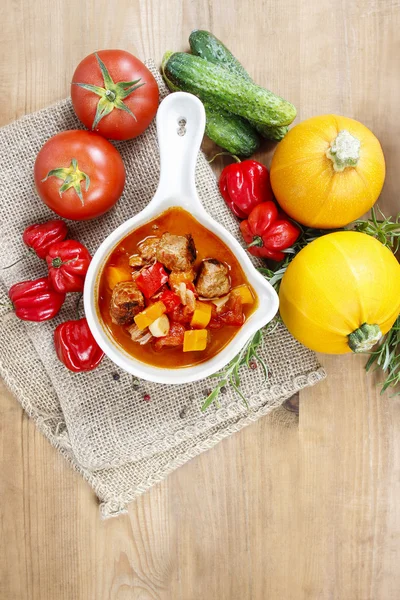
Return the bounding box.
[0,0,400,598]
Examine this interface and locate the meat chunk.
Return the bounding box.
[138,237,160,263]
[110,282,145,325]
[195,259,230,298]
[156,233,196,271]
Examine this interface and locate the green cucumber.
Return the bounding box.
[161,51,260,157]
[253,122,288,142]
[189,30,289,141]
[164,52,296,127]
[202,104,260,156]
[189,29,251,82]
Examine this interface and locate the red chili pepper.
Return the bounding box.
[23,219,68,259]
[136,262,169,299]
[46,240,92,293]
[9,277,66,321]
[54,317,104,372]
[240,202,300,261]
[159,289,182,312]
[219,159,273,219]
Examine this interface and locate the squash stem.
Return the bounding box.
[348,323,382,353]
[326,129,361,172]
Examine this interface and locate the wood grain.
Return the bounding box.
[1,1,400,598]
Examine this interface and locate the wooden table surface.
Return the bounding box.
[1,1,400,598]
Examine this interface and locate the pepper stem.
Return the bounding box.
[208,152,241,164]
[2,256,26,270]
[247,236,263,248]
[75,293,83,321]
[348,323,382,353]
[326,129,361,172]
[52,257,63,268]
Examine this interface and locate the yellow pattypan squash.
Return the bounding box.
[270,115,385,228]
[279,231,400,354]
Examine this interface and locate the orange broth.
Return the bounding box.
[97,207,258,369]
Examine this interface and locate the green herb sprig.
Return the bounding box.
[201,320,279,411]
[353,206,400,254]
[365,315,400,395]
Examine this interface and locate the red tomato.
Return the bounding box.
[34,130,126,220]
[71,50,159,140]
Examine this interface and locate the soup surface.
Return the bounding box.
[98,207,258,369]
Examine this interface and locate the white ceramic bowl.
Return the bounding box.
[84,92,279,384]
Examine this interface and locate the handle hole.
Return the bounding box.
[177,117,187,137]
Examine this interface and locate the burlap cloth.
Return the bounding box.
[0,61,326,517]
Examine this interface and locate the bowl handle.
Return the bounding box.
[155,92,206,203]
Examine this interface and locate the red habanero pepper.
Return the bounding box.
[219,159,273,219]
[9,277,65,321]
[240,202,300,261]
[136,262,169,299]
[159,289,182,313]
[23,219,68,259]
[46,240,92,293]
[54,317,104,372]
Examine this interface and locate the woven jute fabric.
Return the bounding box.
[0,61,326,517]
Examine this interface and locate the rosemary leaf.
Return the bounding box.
[364,316,400,395]
[200,321,276,412]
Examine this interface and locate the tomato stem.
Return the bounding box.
[105,89,116,102]
[42,158,90,206]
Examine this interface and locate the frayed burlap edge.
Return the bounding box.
[0,352,325,517]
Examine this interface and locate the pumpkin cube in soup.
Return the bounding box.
[190,301,212,329]
[183,329,209,352]
[134,301,167,331]
[107,266,132,290]
[231,284,254,305]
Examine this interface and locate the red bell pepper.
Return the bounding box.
[219,159,273,219]
[240,202,300,261]
[136,262,169,299]
[159,289,182,313]
[23,219,68,259]
[46,240,92,293]
[9,277,66,321]
[54,317,104,372]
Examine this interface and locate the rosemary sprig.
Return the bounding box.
[352,206,400,254]
[365,315,400,395]
[201,322,278,411]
